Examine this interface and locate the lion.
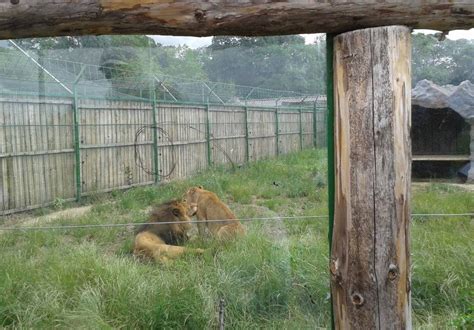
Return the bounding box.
[133,200,204,263]
[184,186,246,241]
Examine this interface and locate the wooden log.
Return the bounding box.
[0,1,473,39]
[331,26,412,329]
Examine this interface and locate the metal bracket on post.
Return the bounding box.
[154,76,178,102]
[204,82,225,105]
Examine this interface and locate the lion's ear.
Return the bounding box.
[198,185,203,189]
[172,208,181,217]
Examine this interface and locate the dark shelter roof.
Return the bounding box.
[412,80,474,120]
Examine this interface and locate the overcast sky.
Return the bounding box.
[150,28,474,49]
[0,29,471,50]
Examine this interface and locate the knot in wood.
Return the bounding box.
[388,264,399,281]
[10,0,20,4]
[351,292,364,306]
[194,9,206,23]
[330,258,338,276]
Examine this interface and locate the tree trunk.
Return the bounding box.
[330,26,412,329]
[0,1,472,39]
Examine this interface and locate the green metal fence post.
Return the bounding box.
[326,33,336,330]
[151,89,160,184]
[275,106,279,156]
[72,84,81,202]
[313,101,318,148]
[244,105,250,163]
[205,102,212,167]
[299,106,303,150]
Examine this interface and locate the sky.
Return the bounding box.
[150,28,474,49]
[0,28,471,50]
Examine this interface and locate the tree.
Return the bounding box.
[205,35,325,95]
[411,33,474,85]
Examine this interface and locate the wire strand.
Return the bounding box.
[0,213,472,232]
[0,215,326,231]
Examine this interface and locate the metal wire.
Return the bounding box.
[411,213,474,217]
[134,124,177,179]
[0,215,327,232]
[0,213,472,232]
[0,50,319,105]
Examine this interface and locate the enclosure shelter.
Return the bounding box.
[1,0,473,329]
[411,80,474,180]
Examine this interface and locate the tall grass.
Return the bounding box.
[0,149,472,328]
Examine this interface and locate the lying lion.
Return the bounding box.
[185,186,246,240]
[133,200,204,263]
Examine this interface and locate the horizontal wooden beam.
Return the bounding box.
[0,1,473,39]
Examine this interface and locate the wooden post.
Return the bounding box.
[330,26,412,329]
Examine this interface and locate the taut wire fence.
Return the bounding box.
[0,47,327,215]
[1,213,472,232]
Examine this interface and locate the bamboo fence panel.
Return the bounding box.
[278,110,301,155]
[0,95,323,214]
[247,108,278,161]
[209,105,247,166]
[0,95,75,214]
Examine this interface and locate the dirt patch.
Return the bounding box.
[0,205,94,230]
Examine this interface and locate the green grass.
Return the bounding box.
[0,149,473,328]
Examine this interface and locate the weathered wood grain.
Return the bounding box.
[0,1,472,39]
[331,26,412,329]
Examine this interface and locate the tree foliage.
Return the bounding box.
[205,35,326,94]
[6,33,474,98]
[412,33,473,86]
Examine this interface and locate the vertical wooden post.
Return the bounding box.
[330,26,412,329]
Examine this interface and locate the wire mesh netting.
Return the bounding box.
[0,41,328,215]
[0,43,326,107]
